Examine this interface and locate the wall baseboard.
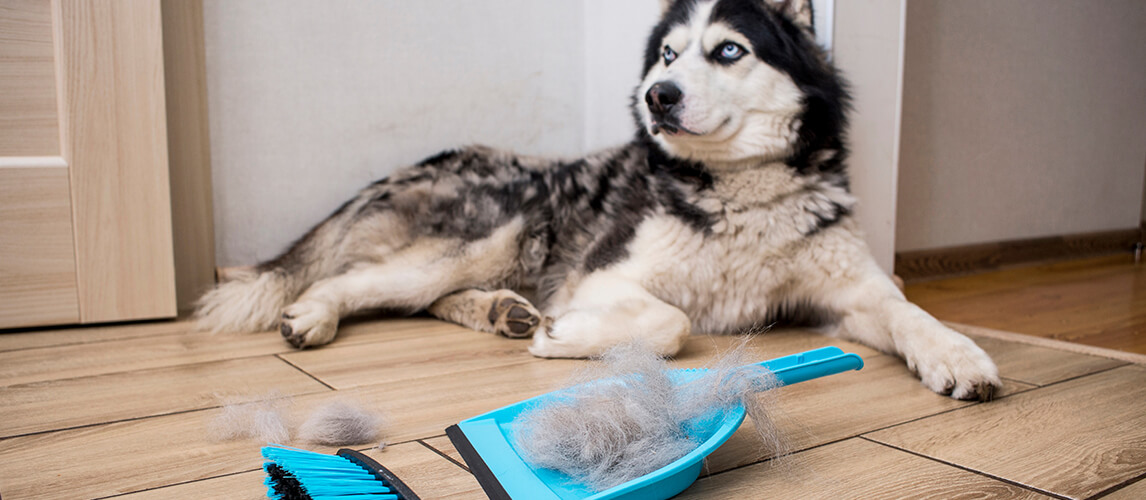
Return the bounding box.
[895,227,1144,282]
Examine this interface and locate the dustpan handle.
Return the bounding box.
[756,346,864,388]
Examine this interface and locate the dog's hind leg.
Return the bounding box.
[427,289,544,338]
[281,220,527,348]
[528,271,691,358]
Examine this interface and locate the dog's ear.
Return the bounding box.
[769,0,815,37]
[660,0,676,14]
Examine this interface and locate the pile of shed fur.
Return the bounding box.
[512,341,788,492]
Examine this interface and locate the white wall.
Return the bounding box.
[204,1,586,266]
[832,0,906,272]
[582,0,661,152]
[896,0,1146,252]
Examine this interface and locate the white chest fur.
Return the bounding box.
[616,164,856,332]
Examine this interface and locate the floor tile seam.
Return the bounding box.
[92,468,261,499]
[0,329,192,354]
[701,393,1032,479]
[1087,472,1146,499]
[0,350,298,388]
[1024,363,1134,391]
[318,357,549,391]
[853,365,1134,441]
[697,434,899,481]
[275,353,337,390]
[858,436,1072,500]
[417,438,471,472]
[0,387,330,441]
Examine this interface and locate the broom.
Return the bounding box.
[261,444,420,500]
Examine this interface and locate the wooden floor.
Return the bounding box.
[1,305,1144,499]
[906,253,1146,355]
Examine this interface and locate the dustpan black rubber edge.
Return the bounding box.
[336,448,422,500]
[446,424,512,500]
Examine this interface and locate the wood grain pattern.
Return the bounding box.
[0,362,569,499]
[702,354,980,474]
[0,409,271,499]
[954,322,1146,366]
[0,317,189,352]
[281,327,555,389]
[678,438,1048,499]
[0,317,481,373]
[281,321,886,390]
[1103,477,1146,500]
[0,0,60,156]
[867,365,1146,499]
[362,442,485,499]
[0,167,79,328]
[896,230,1141,281]
[0,327,295,386]
[0,357,329,438]
[114,470,266,500]
[957,329,1127,387]
[291,358,580,445]
[113,441,478,500]
[161,0,216,313]
[1,305,1143,499]
[56,0,178,323]
[907,255,1146,354]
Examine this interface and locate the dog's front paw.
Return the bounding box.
[907,335,1000,401]
[280,301,339,348]
[487,293,543,338]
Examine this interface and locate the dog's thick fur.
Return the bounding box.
[197,0,1000,400]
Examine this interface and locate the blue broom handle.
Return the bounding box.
[755,346,864,388]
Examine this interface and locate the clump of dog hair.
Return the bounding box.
[297,399,386,446]
[208,395,292,443]
[512,340,785,492]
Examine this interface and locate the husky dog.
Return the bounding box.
[197,0,1000,400]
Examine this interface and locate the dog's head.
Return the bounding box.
[635,0,848,171]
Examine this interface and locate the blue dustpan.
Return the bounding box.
[446,346,863,500]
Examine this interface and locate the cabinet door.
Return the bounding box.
[0,167,81,328]
[0,0,80,328]
[0,0,176,328]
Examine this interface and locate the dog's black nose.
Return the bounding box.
[646,82,682,115]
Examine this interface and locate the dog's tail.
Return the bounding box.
[194,201,363,333]
[193,266,300,334]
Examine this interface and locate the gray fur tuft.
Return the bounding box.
[512,340,785,492]
[298,400,386,446]
[209,396,291,443]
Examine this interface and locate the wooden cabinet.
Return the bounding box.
[0,0,214,329]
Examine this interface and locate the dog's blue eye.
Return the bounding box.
[716,42,745,62]
[663,46,677,65]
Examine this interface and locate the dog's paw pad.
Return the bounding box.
[487,296,542,338]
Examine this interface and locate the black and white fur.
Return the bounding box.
[197,0,999,401]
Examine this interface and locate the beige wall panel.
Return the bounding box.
[161,0,216,312]
[0,166,80,328]
[56,0,177,322]
[0,0,61,156]
[897,0,1146,252]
